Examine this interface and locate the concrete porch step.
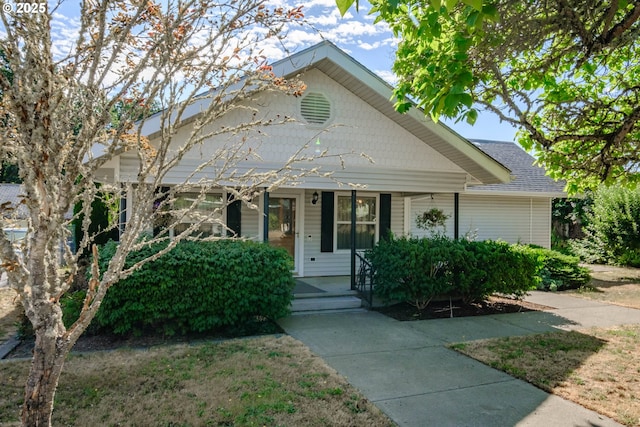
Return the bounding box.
[290,295,363,313]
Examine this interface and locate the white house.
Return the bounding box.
[104,41,565,277]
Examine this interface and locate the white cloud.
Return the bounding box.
[306,9,351,26]
[375,69,398,85]
[50,12,80,61]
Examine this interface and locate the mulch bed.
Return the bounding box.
[374,295,551,321]
[5,297,552,359]
[5,320,283,359]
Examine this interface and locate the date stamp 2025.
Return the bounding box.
[2,1,47,14]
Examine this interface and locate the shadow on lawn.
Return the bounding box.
[588,278,639,289]
[451,328,608,394]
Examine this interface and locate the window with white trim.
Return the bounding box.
[170,192,224,238]
[336,194,377,250]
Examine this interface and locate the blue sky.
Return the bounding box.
[47,0,519,142]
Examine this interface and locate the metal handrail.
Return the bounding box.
[354,252,374,308]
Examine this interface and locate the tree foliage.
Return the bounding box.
[0,161,20,183]
[0,1,337,425]
[572,185,640,267]
[357,0,640,192]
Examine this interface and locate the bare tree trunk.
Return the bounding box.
[20,294,70,426]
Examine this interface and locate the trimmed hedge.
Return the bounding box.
[366,236,540,308]
[453,240,541,303]
[365,236,454,309]
[93,239,294,335]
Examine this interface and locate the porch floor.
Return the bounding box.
[291,276,363,313]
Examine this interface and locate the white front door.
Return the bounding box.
[268,193,303,274]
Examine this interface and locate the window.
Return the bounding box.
[171,192,224,238]
[336,195,377,250]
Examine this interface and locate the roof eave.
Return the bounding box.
[465,189,567,198]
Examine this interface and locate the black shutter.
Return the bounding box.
[227,194,242,237]
[380,193,392,241]
[320,191,334,252]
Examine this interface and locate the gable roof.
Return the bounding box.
[468,140,566,196]
[270,41,511,185]
[142,41,512,186]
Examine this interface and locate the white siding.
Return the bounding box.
[458,194,552,248]
[390,194,405,237]
[409,194,456,238]
[530,198,552,247]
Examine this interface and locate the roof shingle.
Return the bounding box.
[469,139,566,195]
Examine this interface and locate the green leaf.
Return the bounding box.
[445,0,458,11]
[336,0,355,16]
[466,108,478,125]
[461,0,482,11]
[466,10,480,27]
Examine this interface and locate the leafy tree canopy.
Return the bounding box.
[339,0,640,193]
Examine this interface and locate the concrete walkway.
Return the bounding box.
[278,291,640,426]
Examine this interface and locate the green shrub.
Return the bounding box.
[498,243,543,295]
[518,245,591,291]
[456,240,540,303]
[366,235,453,310]
[60,290,85,329]
[94,239,294,335]
[572,185,640,267]
[449,239,492,303]
[367,237,540,309]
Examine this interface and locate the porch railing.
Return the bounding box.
[353,252,374,308]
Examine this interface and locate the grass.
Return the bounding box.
[567,264,640,310]
[0,335,394,426]
[449,263,640,427]
[0,285,393,426]
[450,327,640,426]
[0,287,21,345]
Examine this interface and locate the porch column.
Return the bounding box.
[351,189,356,290]
[454,192,459,240]
[263,190,269,243]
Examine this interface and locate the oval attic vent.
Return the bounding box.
[300,92,331,125]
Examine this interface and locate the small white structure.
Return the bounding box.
[107,41,566,277]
